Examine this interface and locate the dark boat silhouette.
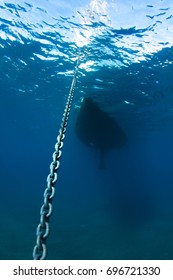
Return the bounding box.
[75,97,127,168]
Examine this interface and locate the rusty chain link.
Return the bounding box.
[33,61,79,260]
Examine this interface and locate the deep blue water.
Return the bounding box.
[1,0,173,260]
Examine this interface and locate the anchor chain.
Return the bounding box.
[33,62,79,260]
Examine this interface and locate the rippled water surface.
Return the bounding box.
[1,0,173,260]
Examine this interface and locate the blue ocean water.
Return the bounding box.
[1,0,173,260]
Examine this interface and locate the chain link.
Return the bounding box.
[33,61,79,260]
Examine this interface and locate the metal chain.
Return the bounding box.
[33,61,79,260]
